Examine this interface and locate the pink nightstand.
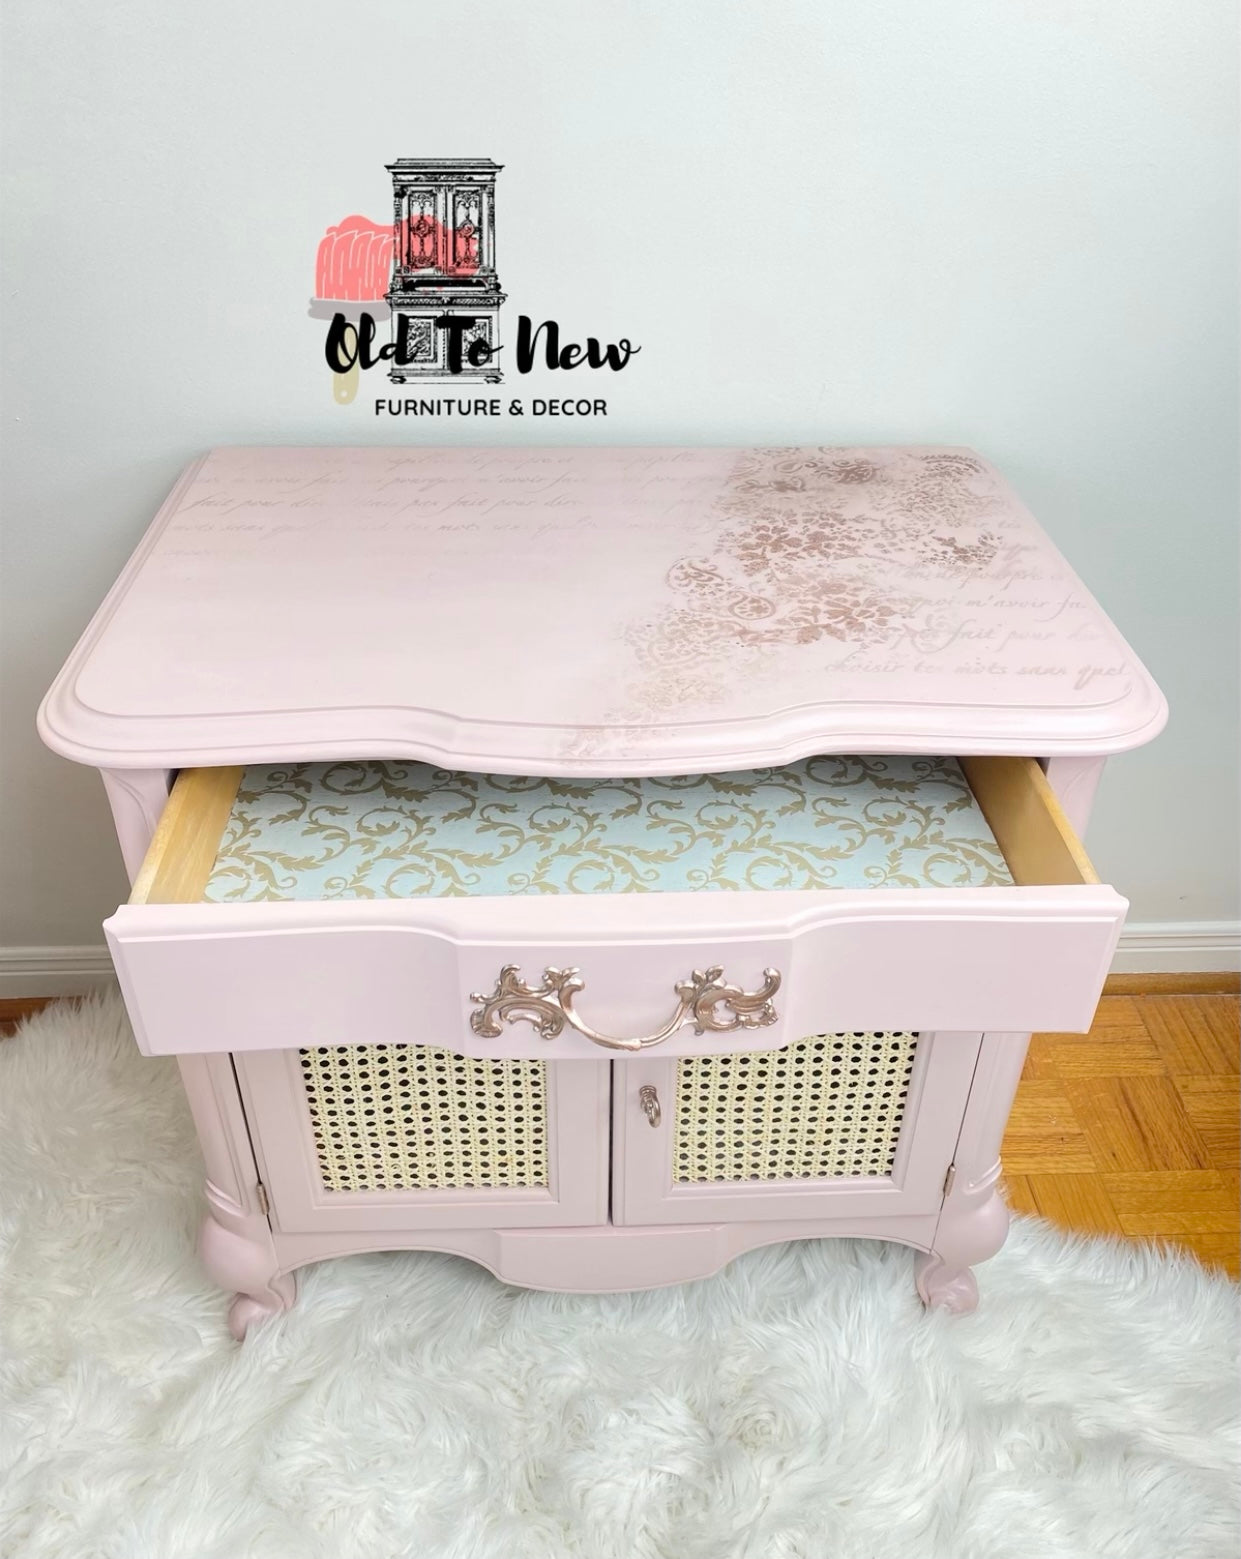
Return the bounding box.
[40,445,1165,1337]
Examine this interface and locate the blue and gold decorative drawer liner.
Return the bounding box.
[202,757,1013,902]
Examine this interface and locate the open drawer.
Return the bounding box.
[104,755,1126,1059]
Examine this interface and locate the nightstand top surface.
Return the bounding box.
[40,444,1166,773]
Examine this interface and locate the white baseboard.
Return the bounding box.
[0,946,117,998]
[2,922,1238,998]
[1107,920,1240,975]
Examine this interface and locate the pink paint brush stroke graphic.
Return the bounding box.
[315,215,393,302]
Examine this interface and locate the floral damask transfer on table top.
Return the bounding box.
[202,757,1013,902]
[605,447,1015,727]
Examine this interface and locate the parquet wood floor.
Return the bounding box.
[1004,993,1239,1277]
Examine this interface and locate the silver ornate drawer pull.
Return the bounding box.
[639,1085,661,1127]
[469,963,782,1053]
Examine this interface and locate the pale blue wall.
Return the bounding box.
[2,0,1236,945]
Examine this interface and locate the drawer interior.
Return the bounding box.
[130,755,1098,908]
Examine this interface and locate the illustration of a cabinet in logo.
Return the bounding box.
[386,158,505,384]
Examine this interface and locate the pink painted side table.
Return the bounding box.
[39,446,1165,1337]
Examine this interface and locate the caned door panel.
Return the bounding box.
[611,1030,982,1225]
[237,1044,609,1233]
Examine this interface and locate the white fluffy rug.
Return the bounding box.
[1,995,1237,1559]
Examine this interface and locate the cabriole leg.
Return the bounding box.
[199,1206,296,1340]
[177,1053,294,1338]
[914,1252,980,1313]
[914,1168,1009,1315]
[915,1030,1030,1315]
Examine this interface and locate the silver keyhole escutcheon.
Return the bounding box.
[639,1084,661,1128]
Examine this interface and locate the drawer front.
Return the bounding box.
[104,755,1127,1060]
[612,1030,982,1226]
[237,1045,609,1233]
[106,887,1123,1059]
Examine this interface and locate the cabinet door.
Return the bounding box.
[612,1030,981,1226]
[237,1045,609,1233]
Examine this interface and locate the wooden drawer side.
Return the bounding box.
[960,757,1098,887]
[129,766,243,906]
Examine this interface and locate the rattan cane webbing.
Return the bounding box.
[298,1043,549,1192]
[673,1031,919,1183]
